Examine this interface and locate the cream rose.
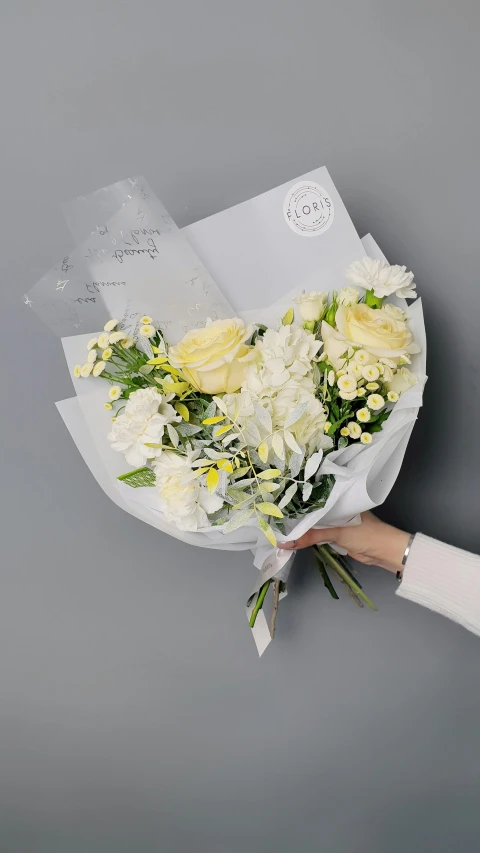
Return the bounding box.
[334,304,419,358]
[168,318,253,394]
[293,291,328,322]
[386,367,418,395]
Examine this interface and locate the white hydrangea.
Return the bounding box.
[153,451,224,531]
[244,324,322,395]
[108,387,180,467]
[346,257,417,299]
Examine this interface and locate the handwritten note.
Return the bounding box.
[27,177,234,342]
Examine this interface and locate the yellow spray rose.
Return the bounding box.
[334,303,419,358]
[168,318,253,394]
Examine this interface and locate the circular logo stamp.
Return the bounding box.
[283,181,334,237]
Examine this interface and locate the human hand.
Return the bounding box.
[278,511,411,574]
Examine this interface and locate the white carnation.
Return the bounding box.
[346,257,417,300]
[108,387,180,467]
[153,451,224,531]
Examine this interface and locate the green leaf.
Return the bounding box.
[258,469,282,480]
[256,502,284,519]
[117,467,155,488]
[203,415,226,425]
[258,440,269,463]
[278,482,298,509]
[174,402,190,421]
[223,508,254,533]
[206,468,219,492]
[257,516,277,546]
[281,307,294,325]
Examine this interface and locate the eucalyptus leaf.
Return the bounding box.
[284,401,308,430]
[223,508,254,533]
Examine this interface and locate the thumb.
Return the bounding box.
[278,527,342,551]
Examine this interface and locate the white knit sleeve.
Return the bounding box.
[396,533,480,637]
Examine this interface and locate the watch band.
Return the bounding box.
[396,533,415,580]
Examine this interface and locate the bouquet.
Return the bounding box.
[27,169,426,654]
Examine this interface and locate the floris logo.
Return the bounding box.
[283,181,334,237]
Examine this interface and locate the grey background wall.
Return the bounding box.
[1,1,479,851]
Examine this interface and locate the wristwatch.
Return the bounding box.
[396,533,415,580]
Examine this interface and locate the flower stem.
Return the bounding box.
[316,545,377,610]
[249,579,272,628]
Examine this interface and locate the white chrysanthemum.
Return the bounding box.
[340,427,350,437]
[387,391,399,403]
[104,318,118,332]
[108,386,122,401]
[347,421,362,439]
[108,387,181,468]
[356,388,366,397]
[93,361,106,377]
[346,257,417,299]
[104,402,113,411]
[354,349,375,365]
[87,338,98,351]
[121,337,135,349]
[87,349,97,363]
[367,394,385,411]
[102,348,113,360]
[362,364,380,382]
[140,315,153,325]
[80,363,93,378]
[357,407,371,423]
[73,364,82,378]
[360,432,373,445]
[139,323,156,338]
[97,332,110,349]
[347,361,363,380]
[339,390,357,401]
[153,451,223,531]
[109,331,125,344]
[338,286,359,306]
[337,374,357,393]
[366,382,380,391]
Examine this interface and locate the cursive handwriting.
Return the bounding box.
[129,227,161,245]
[113,238,159,264]
[85,280,126,294]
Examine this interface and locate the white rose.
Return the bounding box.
[293,291,328,322]
[386,367,418,395]
[346,257,417,299]
[338,287,360,306]
[108,387,180,467]
[153,451,224,531]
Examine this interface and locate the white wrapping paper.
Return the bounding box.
[29,171,426,654]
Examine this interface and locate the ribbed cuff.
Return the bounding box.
[396,533,480,637]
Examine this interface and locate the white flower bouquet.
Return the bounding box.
[27,168,426,653]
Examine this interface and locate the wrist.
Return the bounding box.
[377,526,411,574]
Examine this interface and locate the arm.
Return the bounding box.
[397,534,480,637]
[278,513,480,637]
